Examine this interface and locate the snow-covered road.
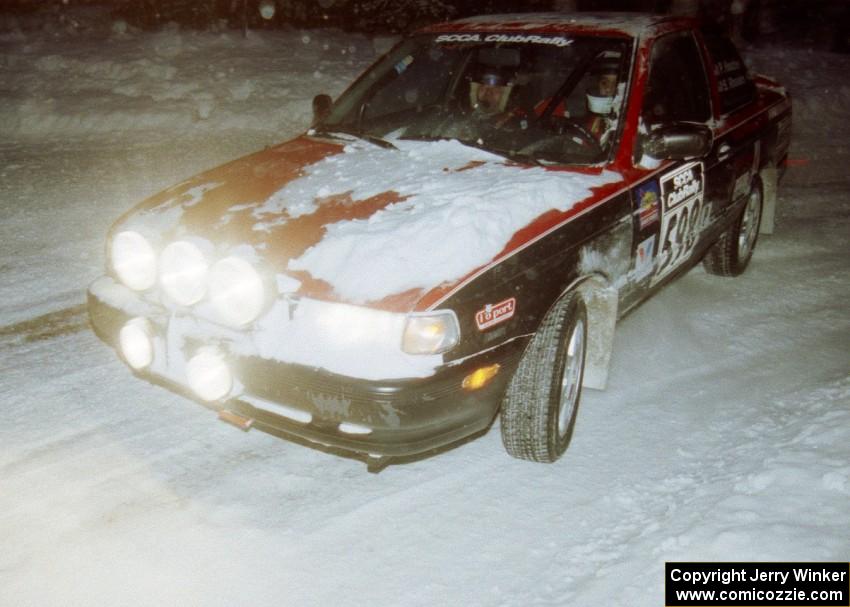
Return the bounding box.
[1,12,848,606]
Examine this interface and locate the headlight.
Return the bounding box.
[402,311,460,355]
[186,349,232,402]
[118,317,153,370]
[111,230,157,291]
[159,240,209,306]
[208,256,266,326]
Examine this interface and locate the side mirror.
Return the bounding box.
[643,123,713,161]
[312,94,332,126]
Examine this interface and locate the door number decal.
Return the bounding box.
[652,161,710,285]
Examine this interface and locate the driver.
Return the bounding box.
[529,52,621,146]
[584,56,621,141]
[469,66,515,118]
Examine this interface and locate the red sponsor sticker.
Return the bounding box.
[475,297,516,331]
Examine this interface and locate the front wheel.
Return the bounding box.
[500,292,587,463]
[703,178,763,276]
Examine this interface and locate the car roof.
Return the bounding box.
[419,12,694,40]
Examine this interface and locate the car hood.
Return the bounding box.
[118,135,622,312]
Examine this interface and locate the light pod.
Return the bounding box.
[186,349,232,402]
[159,240,209,306]
[119,317,154,370]
[208,256,266,327]
[111,231,157,291]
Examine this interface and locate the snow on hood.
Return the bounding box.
[122,136,621,309]
[259,138,620,304]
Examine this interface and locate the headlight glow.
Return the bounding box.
[402,311,460,355]
[119,317,154,370]
[111,230,157,291]
[186,349,232,402]
[208,256,266,326]
[159,240,209,306]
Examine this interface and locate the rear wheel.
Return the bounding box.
[500,292,587,463]
[703,178,763,276]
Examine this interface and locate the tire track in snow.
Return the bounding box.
[0,303,88,345]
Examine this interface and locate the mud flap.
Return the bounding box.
[760,165,778,234]
[580,283,618,390]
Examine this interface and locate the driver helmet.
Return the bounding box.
[586,52,622,115]
[470,65,515,114]
[476,65,511,87]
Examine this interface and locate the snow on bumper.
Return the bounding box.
[87,276,521,457]
[88,276,442,380]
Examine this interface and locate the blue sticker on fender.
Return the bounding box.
[635,180,661,229]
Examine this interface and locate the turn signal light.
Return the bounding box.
[462,364,501,391]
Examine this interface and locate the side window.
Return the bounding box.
[642,32,712,125]
[701,27,756,114]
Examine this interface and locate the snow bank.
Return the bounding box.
[0,19,374,140]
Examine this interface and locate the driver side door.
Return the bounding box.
[631,30,727,290]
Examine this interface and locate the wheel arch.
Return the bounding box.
[558,273,618,390]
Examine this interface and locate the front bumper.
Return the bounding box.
[87,279,524,459]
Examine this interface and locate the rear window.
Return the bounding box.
[701,27,756,114]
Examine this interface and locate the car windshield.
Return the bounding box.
[316,32,633,165]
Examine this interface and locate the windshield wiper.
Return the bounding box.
[400,134,545,166]
[462,138,546,167]
[310,126,397,150]
[503,149,547,167]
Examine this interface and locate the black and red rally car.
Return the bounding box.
[88,13,792,469]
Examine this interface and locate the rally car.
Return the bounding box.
[88,13,791,469]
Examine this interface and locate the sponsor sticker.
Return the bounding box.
[435,33,572,47]
[652,161,710,286]
[634,235,656,279]
[635,180,661,229]
[663,162,704,211]
[475,297,516,331]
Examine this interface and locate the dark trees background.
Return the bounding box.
[1,0,847,47]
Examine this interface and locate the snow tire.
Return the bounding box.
[500,292,587,463]
[703,177,763,277]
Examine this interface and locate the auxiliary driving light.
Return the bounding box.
[111,230,157,291]
[159,240,209,306]
[209,256,266,327]
[119,317,154,370]
[186,349,232,402]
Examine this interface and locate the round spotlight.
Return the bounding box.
[186,349,232,402]
[119,317,154,370]
[111,230,157,291]
[209,256,266,327]
[159,240,209,306]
